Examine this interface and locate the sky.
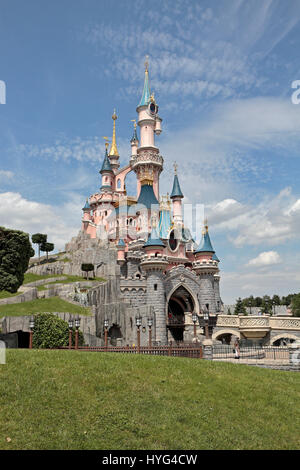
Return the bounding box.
[1,0,300,303]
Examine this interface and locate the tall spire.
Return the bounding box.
[170,162,184,198]
[138,55,151,107]
[109,109,119,157]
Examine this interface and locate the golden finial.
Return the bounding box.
[131,119,137,129]
[109,109,119,157]
[173,162,178,174]
[204,218,208,233]
[145,55,149,72]
[102,136,110,150]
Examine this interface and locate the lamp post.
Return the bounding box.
[75,315,80,350]
[136,316,142,353]
[249,300,252,315]
[147,317,153,348]
[68,316,74,349]
[29,316,35,349]
[104,319,109,348]
[272,301,276,316]
[204,304,210,339]
[192,313,198,340]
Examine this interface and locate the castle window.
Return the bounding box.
[154,284,157,291]
[117,179,121,189]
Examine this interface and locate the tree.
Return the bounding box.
[31,233,47,262]
[32,313,84,348]
[81,263,95,280]
[0,226,34,293]
[234,297,246,315]
[41,242,54,261]
[291,294,300,317]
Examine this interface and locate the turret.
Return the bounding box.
[130,120,139,158]
[132,57,163,200]
[82,198,92,231]
[108,110,120,172]
[170,163,184,228]
[100,143,114,191]
[192,221,219,314]
[141,218,168,344]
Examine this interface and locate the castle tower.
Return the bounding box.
[141,220,168,344]
[193,221,219,314]
[108,110,120,172]
[82,198,91,231]
[170,163,184,228]
[131,57,163,201]
[100,143,114,191]
[130,120,139,159]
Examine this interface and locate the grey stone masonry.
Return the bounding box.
[198,273,217,314]
[146,270,167,345]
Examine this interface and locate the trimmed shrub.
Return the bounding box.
[32,312,84,349]
[0,226,35,293]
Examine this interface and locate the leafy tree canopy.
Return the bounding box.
[0,226,34,293]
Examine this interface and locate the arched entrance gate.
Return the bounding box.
[167,285,196,342]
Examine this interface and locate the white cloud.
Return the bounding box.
[0,192,81,252]
[247,251,282,267]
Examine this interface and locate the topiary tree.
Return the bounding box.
[0,226,34,293]
[32,313,84,348]
[81,263,95,280]
[31,233,47,262]
[234,297,246,315]
[41,242,54,261]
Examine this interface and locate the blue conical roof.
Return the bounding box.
[137,184,159,209]
[138,69,151,107]
[170,174,183,198]
[117,239,125,247]
[212,253,220,262]
[195,230,215,254]
[144,226,165,248]
[130,126,139,143]
[82,199,90,210]
[100,148,113,174]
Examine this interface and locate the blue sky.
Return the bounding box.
[1,0,300,302]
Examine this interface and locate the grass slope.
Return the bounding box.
[23,273,105,284]
[0,350,299,450]
[0,297,91,318]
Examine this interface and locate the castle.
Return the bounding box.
[76,59,223,345]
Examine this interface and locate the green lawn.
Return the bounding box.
[0,291,21,300]
[23,273,105,285]
[0,350,299,450]
[0,297,91,318]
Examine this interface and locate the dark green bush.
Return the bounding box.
[32,312,84,349]
[0,226,35,293]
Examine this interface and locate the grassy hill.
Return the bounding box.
[0,297,92,318]
[0,350,299,450]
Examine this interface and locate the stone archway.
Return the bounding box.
[212,329,241,342]
[271,333,299,346]
[167,285,197,342]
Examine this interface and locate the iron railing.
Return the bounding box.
[212,345,289,361]
[61,342,203,359]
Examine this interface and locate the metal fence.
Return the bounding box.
[61,342,203,359]
[213,345,289,361]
